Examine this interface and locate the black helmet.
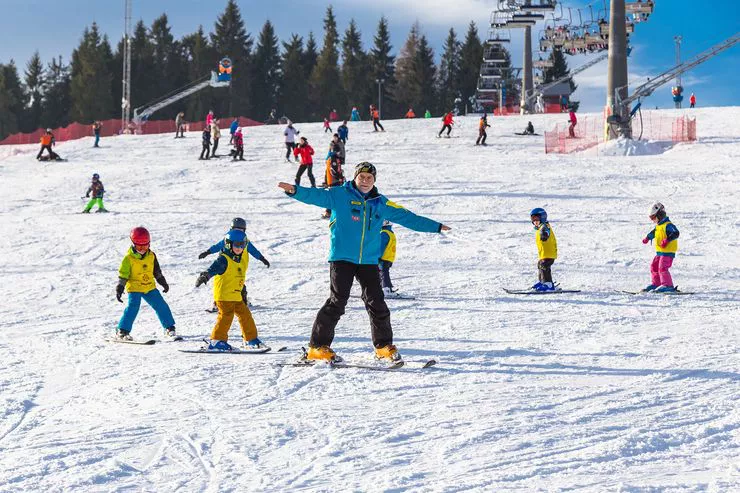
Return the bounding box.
[231,217,246,230]
[353,162,377,180]
[92,173,100,181]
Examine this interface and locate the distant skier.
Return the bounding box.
[689,93,696,108]
[560,95,569,112]
[284,121,300,162]
[210,119,221,158]
[199,125,211,160]
[337,120,349,144]
[195,229,270,351]
[36,128,59,161]
[206,110,214,127]
[424,109,432,119]
[515,122,536,136]
[229,117,239,144]
[115,227,177,341]
[529,208,558,292]
[438,111,454,138]
[321,134,346,219]
[329,108,339,121]
[231,127,245,161]
[378,221,398,296]
[277,162,450,363]
[351,106,361,121]
[405,108,416,118]
[323,117,333,133]
[175,112,185,138]
[92,121,102,147]
[198,217,270,314]
[641,202,680,293]
[293,137,316,187]
[475,113,491,145]
[82,173,107,213]
[371,105,385,132]
[568,109,577,138]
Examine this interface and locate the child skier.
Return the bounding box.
[351,106,361,121]
[323,117,333,133]
[320,135,346,219]
[530,208,558,292]
[195,229,269,351]
[439,111,454,138]
[82,173,107,213]
[92,121,102,147]
[115,227,177,340]
[198,217,270,310]
[293,137,316,187]
[475,114,491,145]
[284,121,300,162]
[641,202,680,292]
[371,105,385,132]
[199,125,211,160]
[175,112,185,138]
[229,117,239,144]
[337,120,349,144]
[379,221,397,296]
[232,127,245,161]
[277,162,451,363]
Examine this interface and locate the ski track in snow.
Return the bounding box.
[0,108,739,491]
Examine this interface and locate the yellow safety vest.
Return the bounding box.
[213,252,250,302]
[380,229,396,262]
[654,221,678,254]
[119,248,156,293]
[535,224,557,260]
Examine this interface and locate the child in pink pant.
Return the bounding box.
[642,202,680,293]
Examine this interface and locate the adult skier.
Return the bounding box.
[92,121,102,147]
[337,120,349,144]
[175,112,185,138]
[568,109,578,138]
[438,111,454,138]
[284,121,300,162]
[210,119,221,158]
[199,125,211,160]
[36,128,58,160]
[277,162,451,363]
[370,105,384,132]
[475,114,490,145]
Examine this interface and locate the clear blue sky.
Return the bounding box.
[1,0,737,112]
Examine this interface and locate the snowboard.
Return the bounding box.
[503,287,581,295]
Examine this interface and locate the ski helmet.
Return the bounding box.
[130,226,150,246]
[231,217,246,231]
[649,202,665,218]
[530,208,548,223]
[46,128,52,133]
[224,229,247,250]
[354,162,377,180]
[382,220,392,227]
[92,173,100,181]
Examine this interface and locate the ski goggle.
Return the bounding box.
[230,241,246,249]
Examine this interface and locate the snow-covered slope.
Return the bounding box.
[0,108,738,492]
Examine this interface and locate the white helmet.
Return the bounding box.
[46,128,52,132]
[649,202,665,218]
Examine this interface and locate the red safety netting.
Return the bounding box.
[0,116,263,146]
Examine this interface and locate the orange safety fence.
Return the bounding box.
[0,116,263,146]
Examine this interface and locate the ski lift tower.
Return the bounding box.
[121,0,132,133]
[606,0,632,138]
[674,35,683,108]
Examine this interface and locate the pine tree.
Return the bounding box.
[303,32,318,78]
[251,20,281,120]
[211,0,253,118]
[129,21,158,113]
[341,19,371,119]
[415,34,437,116]
[281,34,308,122]
[437,28,460,114]
[1,61,28,132]
[150,14,188,118]
[544,49,579,110]
[458,21,484,113]
[182,26,215,121]
[70,23,115,122]
[40,56,72,129]
[309,6,343,121]
[24,51,46,131]
[0,65,20,139]
[369,16,396,117]
[393,23,421,114]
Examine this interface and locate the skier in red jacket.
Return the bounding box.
[568,109,578,138]
[293,137,316,187]
[438,112,454,138]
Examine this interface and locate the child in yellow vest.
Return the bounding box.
[379,221,398,296]
[195,229,269,351]
[530,208,557,292]
[115,227,176,340]
[641,202,680,292]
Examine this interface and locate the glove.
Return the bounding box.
[159,277,169,293]
[241,286,248,304]
[642,237,649,244]
[260,257,270,268]
[115,283,124,303]
[195,272,209,287]
[198,251,209,259]
[659,238,669,248]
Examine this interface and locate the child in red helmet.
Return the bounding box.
[115,227,177,340]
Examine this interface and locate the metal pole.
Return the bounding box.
[674,35,683,109]
[122,0,132,134]
[521,25,534,114]
[606,0,631,138]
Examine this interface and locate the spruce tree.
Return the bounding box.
[303,32,318,78]
[251,20,281,120]
[309,6,343,121]
[458,21,484,113]
[1,61,28,132]
[24,52,46,131]
[129,21,158,113]
[211,0,253,118]
[393,23,421,114]
[281,34,308,122]
[341,19,371,118]
[369,16,396,117]
[415,34,437,116]
[544,49,578,110]
[40,56,72,129]
[0,66,20,139]
[150,14,188,117]
[437,28,461,114]
[182,26,215,121]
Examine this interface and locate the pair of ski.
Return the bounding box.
[276,348,437,372]
[105,335,183,345]
[618,287,694,296]
[503,287,581,295]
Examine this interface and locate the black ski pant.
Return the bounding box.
[211,137,219,157]
[285,142,296,160]
[476,130,487,145]
[200,143,210,159]
[311,261,392,348]
[37,145,54,159]
[373,118,384,132]
[175,124,184,138]
[234,145,244,160]
[538,258,555,283]
[324,126,332,133]
[439,124,452,136]
[295,164,316,187]
[379,260,393,289]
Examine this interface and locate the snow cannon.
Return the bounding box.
[218,58,233,82]
[671,86,684,104]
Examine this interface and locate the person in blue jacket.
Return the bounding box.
[229,118,239,145]
[277,162,451,363]
[337,120,349,144]
[198,217,270,310]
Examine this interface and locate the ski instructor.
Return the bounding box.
[277,162,451,363]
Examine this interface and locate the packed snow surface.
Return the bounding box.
[0,108,738,492]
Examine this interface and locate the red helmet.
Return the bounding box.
[130,226,150,245]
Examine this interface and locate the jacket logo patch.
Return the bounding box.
[352,216,360,221]
[351,201,362,205]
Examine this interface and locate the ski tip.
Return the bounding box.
[422,359,437,368]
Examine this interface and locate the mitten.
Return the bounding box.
[195,272,209,287]
[198,251,209,259]
[642,237,649,244]
[260,257,270,268]
[159,277,169,293]
[659,238,669,248]
[115,283,125,303]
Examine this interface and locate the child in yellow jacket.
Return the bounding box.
[530,208,557,292]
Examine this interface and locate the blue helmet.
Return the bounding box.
[224,229,247,250]
[530,208,547,223]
